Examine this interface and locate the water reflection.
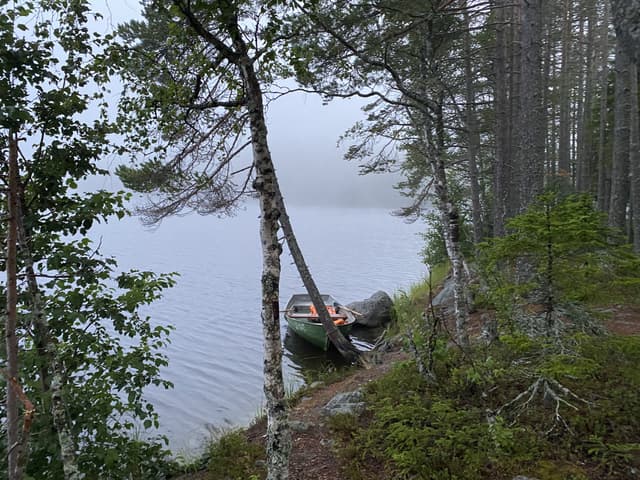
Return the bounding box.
[283,324,385,382]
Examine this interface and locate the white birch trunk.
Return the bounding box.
[425,103,469,348]
[237,53,291,480]
[16,199,82,479]
[6,132,22,480]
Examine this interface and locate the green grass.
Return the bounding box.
[390,262,449,335]
[206,429,265,480]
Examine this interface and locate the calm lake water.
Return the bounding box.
[91,203,425,452]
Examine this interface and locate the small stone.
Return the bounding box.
[320,438,335,448]
[309,381,324,389]
[289,420,312,432]
[512,476,540,480]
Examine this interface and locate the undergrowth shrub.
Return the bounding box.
[332,335,640,479]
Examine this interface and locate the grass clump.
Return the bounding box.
[206,429,265,480]
[391,262,449,333]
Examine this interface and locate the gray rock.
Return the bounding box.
[347,291,393,327]
[309,381,324,389]
[512,476,540,480]
[432,276,455,312]
[289,420,312,432]
[322,390,366,417]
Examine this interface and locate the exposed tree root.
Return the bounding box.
[496,375,593,434]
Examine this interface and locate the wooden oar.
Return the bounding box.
[339,305,363,317]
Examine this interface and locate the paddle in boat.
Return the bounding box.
[283,294,357,350]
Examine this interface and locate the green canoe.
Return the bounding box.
[284,294,357,350]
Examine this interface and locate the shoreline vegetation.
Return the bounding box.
[170,259,640,480]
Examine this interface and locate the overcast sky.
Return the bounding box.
[95,0,406,209]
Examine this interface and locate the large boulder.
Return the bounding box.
[347,291,393,327]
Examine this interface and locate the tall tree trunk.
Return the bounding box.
[518,0,545,211]
[610,0,640,65]
[242,64,291,480]
[431,100,469,348]
[176,6,292,477]
[507,1,521,217]
[6,132,22,480]
[596,1,611,212]
[558,0,572,178]
[464,10,484,243]
[492,0,509,236]
[608,39,631,230]
[223,19,292,475]
[630,63,640,253]
[275,194,360,362]
[541,6,554,177]
[577,0,597,193]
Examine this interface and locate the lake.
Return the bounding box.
[91,203,426,452]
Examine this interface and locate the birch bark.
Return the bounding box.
[239,58,291,480]
[6,132,21,480]
[16,195,82,479]
[226,17,291,480]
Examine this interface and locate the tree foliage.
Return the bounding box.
[478,192,640,327]
[0,1,175,477]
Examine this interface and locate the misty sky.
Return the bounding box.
[95,0,406,209]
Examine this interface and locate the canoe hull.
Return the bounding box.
[284,294,356,351]
[285,315,354,350]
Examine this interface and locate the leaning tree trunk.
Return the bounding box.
[608,39,631,231]
[235,47,291,480]
[6,132,22,480]
[274,192,360,363]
